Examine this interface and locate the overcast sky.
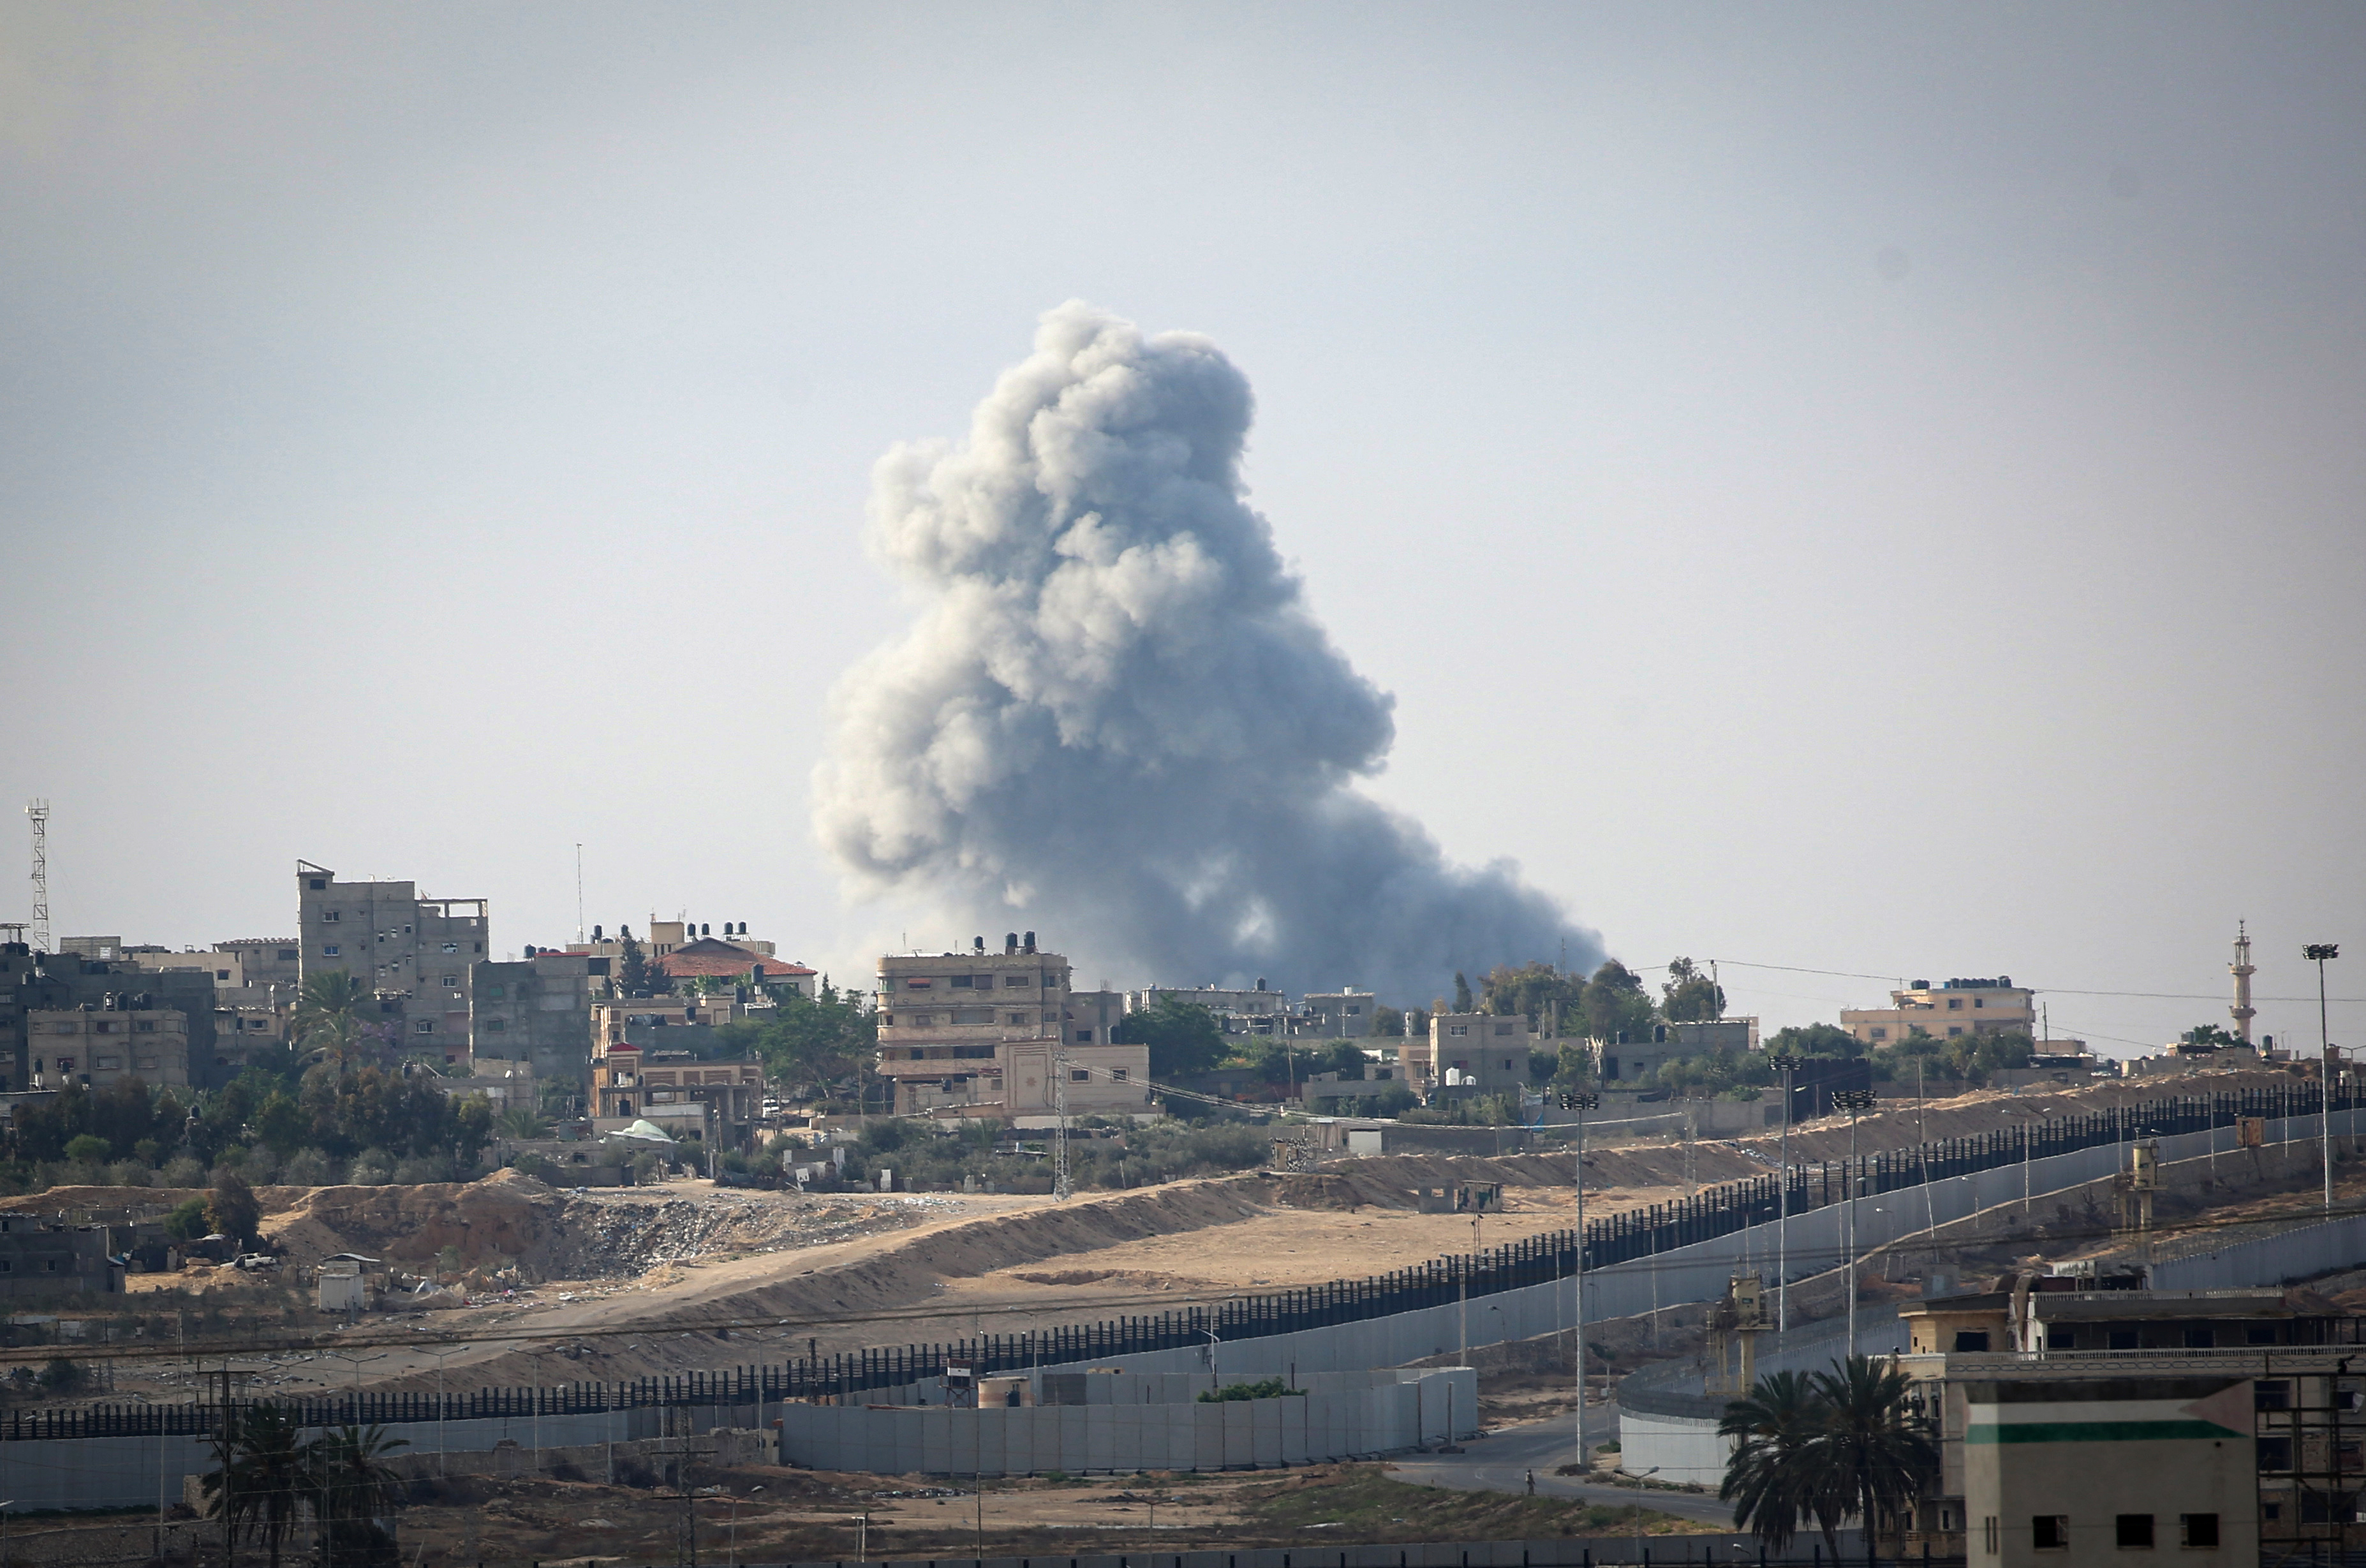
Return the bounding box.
[4,3,2362,1057]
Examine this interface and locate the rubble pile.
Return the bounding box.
[530,1193,934,1280]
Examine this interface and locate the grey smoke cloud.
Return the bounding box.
[813,303,1603,998]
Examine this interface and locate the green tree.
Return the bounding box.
[203,1402,311,1568]
[1809,1356,1941,1557]
[2181,1023,2242,1049]
[617,933,669,996]
[495,1105,551,1140]
[1662,957,1727,1023]
[38,1356,82,1393]
[309,1423,408,1564]
[1452,971,1475,1013]
[253,1092,309,1158]
[205,1171,262,1246]
[1578,961,1657,1041]
[163,1196,211,1239]
[293,970,372,1072]
[716,979,878,1102]
[1109,996,1227,1079]
[1718,1369,1831,1553]
[1763,1023,1862,1059]
[1481,962,1585,1030]
[63,1133,110,1164]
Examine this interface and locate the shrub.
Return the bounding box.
[161,1155,206,1188]
[63,1134,110,1164]
[348,1148,396,1186]
[392,1154,452,1185]
[38,1357,82,1392]
[1197,1377,1305,1402]
[281,1149,333,1186]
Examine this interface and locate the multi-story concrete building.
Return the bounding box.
[876,934,1149,1116]
[1127,982,1296,1036]
[1303,989,1376,1039]
[590,1040,766,1148]
[297,861,487,1053]
[1896,1278,2360,1562]
[1588,1017,1757,1084]
[0,1215,123,1298]
[0,943,221,1092]
[589,990,741,1057]
[467,950,610,1081]
[1407,1012,1540,1093]
[135,940,304,1076]
[1843,975,2036,1046]
[24,1003,190,1088]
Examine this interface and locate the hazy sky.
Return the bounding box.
[4,3,2362,1058]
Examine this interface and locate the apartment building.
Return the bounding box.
[1303,989,1375,1039]
[468,950,610,1081]
[25,1003,190,1088]
[657,935,816,995]
[1406,1012,1540,1093]
[876,933,1148,1116]
[133,940,303,1075]
[1590,1017,1757,1084]
[0,944,221,1093]
[1843,975,2036,1045]
[1896,1278,2362,1562]
[1127,981,1296,1036]
[297,861,487,1049]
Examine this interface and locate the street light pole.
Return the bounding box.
[1560,1089,1599,1468]
[1769,1056,1800,1336]
[2307,945,2341,1214]
[1832,1089,1879,1359]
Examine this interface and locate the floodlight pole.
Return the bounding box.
[1769,1056,1800,1335]
[2307,944,2340,1215]
[1832,1088,1879,1359]
[1563,1089,1597,1466]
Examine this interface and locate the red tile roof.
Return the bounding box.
[656,939,817,980]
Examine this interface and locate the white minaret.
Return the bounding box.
[2230,921,2258,1044]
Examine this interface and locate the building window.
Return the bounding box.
[215,970,231,981]
[1074,1029,1093,1043]
[2256,1380,2291,1410]
[1948,1026,1965,1038]
[308,878,326,891]
[1070,1069,1090,1082]
[1112,1069,1128,1081]
[2184,1326,2214,1349]
[415,1021,434,1034]
[136,1057,157,1070]
[2032,1516,2069,1551]
[55,1058,73,1072]
[1983,1517,2000,1555]
[1449,1024,1469,1037]
[950,975,973,988]
[323,910,340,922]
[484,1018,507,1032]
[1974,997,1985,1008]
[1004,975,1030,987]
[137,1021,156,1033]
[94,1056,121,1070]
[441,942,457,954]
[278,949,297,960]
[1953,1330,1990,1352]
[2179,1515,2219,1548]
[2108,1329,2138,1350]
[2258,1436,2293,1470]
[488,986,505,998]
[1870,1027,1888,1041]
[323,945,339,956]
[1947,998,1962,1010]
[1494,1023,1514,1036]
[2115,1514,2153,1549]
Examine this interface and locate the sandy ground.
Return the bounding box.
[3,1063,2319,1402]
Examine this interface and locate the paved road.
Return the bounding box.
[1384,1405,1736,1528]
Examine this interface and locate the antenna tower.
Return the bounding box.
[25,800,48,954]
[575,843,585,944]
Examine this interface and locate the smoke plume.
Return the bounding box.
[813,303,1602,999]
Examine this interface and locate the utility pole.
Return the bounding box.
[1769,1055,1800,1335]
[2307,943,2340,1215]
[1833,1088,1879,1359]
[1053,1044,1072,1201]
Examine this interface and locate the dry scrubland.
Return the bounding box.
[0,1066,2314,1400]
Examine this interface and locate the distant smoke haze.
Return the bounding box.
[813,303,1603,999]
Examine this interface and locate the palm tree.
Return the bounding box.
[293,971,371,1072]
[495,1105,552,1140]
[201,1402,309,1568]
[309,1422,409,1562]
[1810,1354,1941,1557]
[1718,1369,1833,1553]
